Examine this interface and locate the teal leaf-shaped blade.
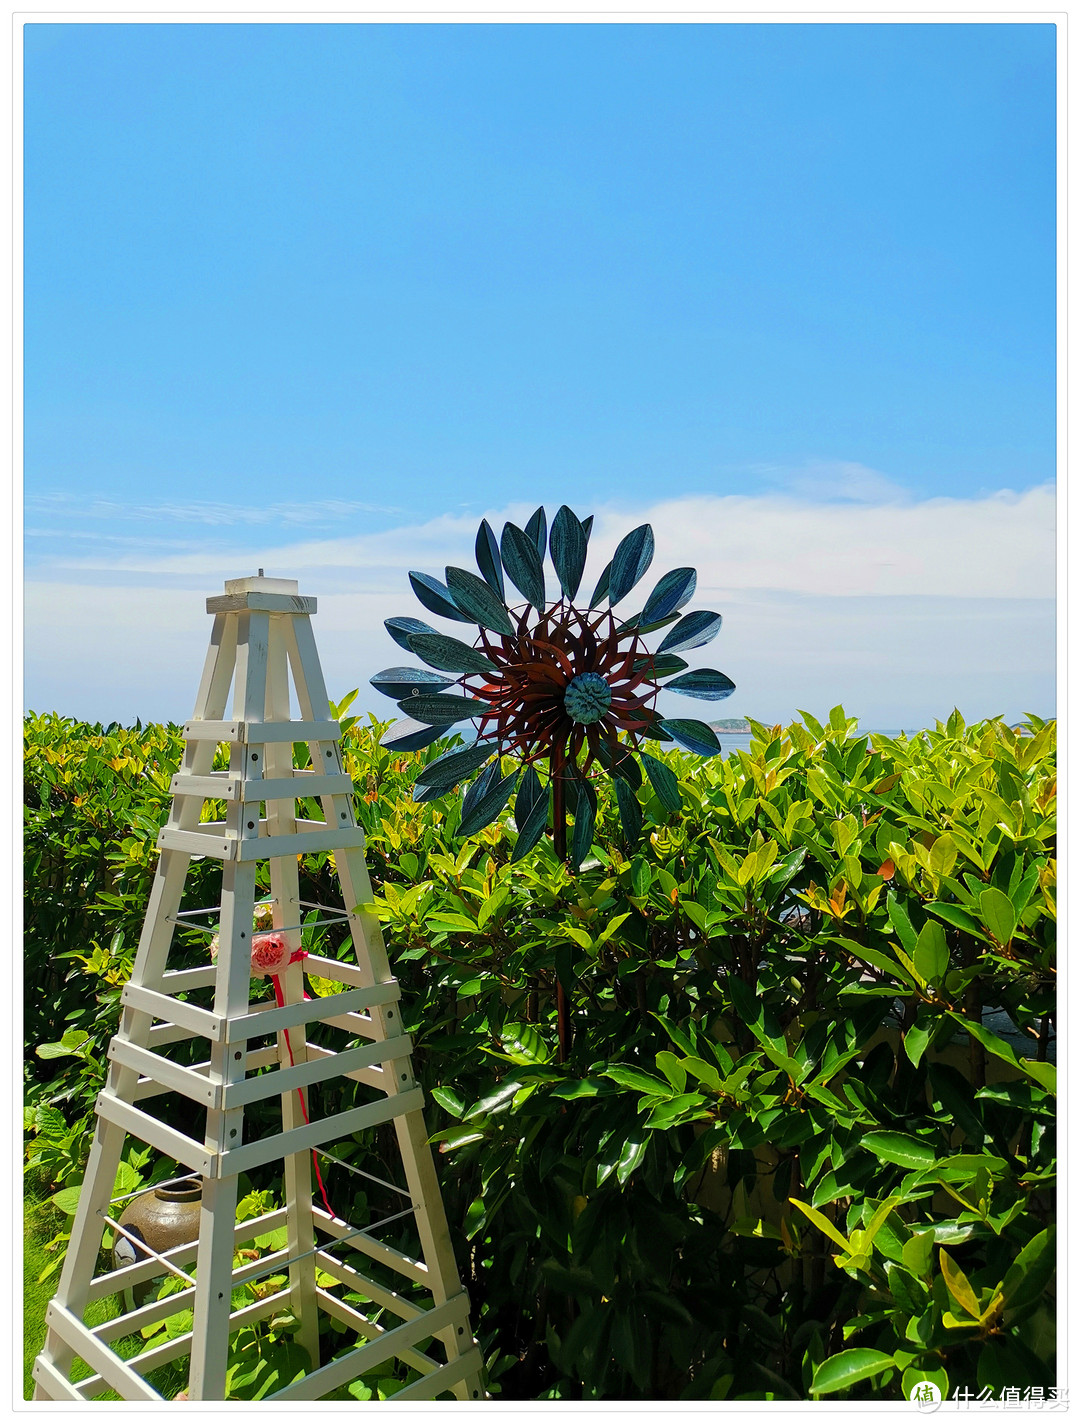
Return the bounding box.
[659,719,722,756]
[549,505,588,601]
[380,719,444,753]
[633,652,688,679]
[370,667,454,701]
[525,506,548,560]
[511,766,550,862]
[500,522,546,609]
[589,560,612,607]
[657,610,723,654]
[396,693,493,725]
[407,632,498,677]
[608,524,655,606]
[445,566,515,636]
[570,779,597,870]
[459,764,519,837]
[640,750,682,812]
[515,764,544,825]
[385,616,438,652]
[614,777,643,845]
[595,738,642,789]
[641,567,697,623]
[475,518,505,599]
[412,781,446,803]
[638,717,674,742]
[409,572,472,624]
[415,741,495,790]
[581,515,594,541]
[663,669,736,701]
[511,792,550,861]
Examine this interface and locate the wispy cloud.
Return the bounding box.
[25,494,402,527]
[23,483,1056,727]
[29,484,1055,602]
[748,459,912,504]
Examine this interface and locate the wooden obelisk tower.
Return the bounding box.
[32,576,484,1402]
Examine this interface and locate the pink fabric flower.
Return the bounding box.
[208,925,307,978]
[250,932,292,978]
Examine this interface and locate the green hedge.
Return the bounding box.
[24,705,1056,1400]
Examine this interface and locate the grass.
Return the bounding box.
[23,1182,187,1401]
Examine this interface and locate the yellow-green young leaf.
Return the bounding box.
[736,850,759,886]
[861,1195,903,1252]
[680,1056,724,1092]
[929,833,958,879]
[903,1231,934,1279]
[789,1197,850,1253]
[833,814,859,858]
[1021,1060,1056,1094]
[307,975,345,997]
[939,1249,981,1318]
[903,1021,931,1067]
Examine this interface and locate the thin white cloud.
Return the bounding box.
[25,494,402,527]
[747,458,912,505]
[30,485,1055,601]
[23,484,1055,727]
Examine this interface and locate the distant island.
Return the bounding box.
[709,718,751,733]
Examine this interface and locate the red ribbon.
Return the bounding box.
[271,954,338,1222]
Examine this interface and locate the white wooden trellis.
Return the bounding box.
[32,575,485,1403]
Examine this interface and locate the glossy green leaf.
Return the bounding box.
[863,1131,937,1170]
[608,524,655,606]
[500,522,546,609]
[904,1020,932,1068]
[914,919,949,985]
[811,1349,897,1396]
[999,1226,1056,1313]
[549,505,589,601]
[408,571,472,623]
[604,1065,675,1095]
[444,567,515,636]
[616,1132,648,1184]
[980,886,1017,945]
[407,632,498,677]
[657,610,723,655]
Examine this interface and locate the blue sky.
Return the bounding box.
[23,21,1056,727]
